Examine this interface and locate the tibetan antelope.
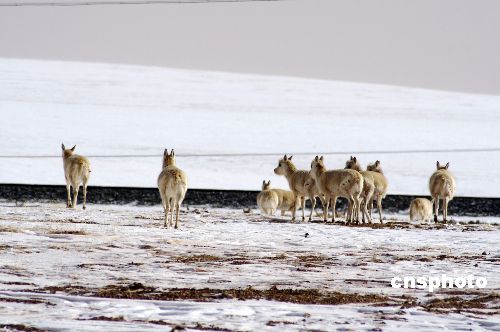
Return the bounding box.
[310,156,363,223]
[429,161,456,223]
[61,143,91,209]
[157,149,188,228]
[344,156,374,223]
[346,157,388,223]
[409,198,433,222]
[366,160,388,223]
[257,180,279,215]
[271,188,296,216]
[274,155,321,222]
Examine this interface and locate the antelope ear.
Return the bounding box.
[314,155,319,161]
[445,162,449,169]
[288,155,293,160]
[283,154,287,160]
[437,161,440,169]
[375,160,380,166]
[319,156,324,161]
[262,180,265,184]
[352,156,356,162]
[71,145,76,151]
[164,149,168,156]
[350,156,353,160]
[61,143,65,150]
[267,180,271,185]
[171,149,175,156]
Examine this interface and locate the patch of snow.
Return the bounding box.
[0,203,498,330]
[0,58,499,196]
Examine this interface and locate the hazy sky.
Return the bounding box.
[1,0,500,94]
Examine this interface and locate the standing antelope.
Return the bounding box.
[274,155,321,222]
[344,157,374,223]
[61,143,91,210]
[348,157,388,223]
[157,149,188,228]
[429,161,456,223]
[310,156,364,223]
[304,176,329,219]
[257,180,279,216]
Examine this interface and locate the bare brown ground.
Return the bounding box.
[0,296,53,306]
[46,229,87,235]
[0,325,48,332]
[28,282,500,315]
[165,253,332,267]
[423,293,500,313]
[37,283,398,306]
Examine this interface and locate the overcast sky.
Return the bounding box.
[1,0,499,94]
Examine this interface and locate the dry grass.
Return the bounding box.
[34,283,500,315]
[46,229,87,235]
[423,294,500,312]
[0,297,53,306]
[163,253,333,268]
[37,283,398,306]
[0,324,48,332]
[174,255,222,263]
[0,226,19,233]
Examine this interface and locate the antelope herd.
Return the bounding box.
[61,144,457,228]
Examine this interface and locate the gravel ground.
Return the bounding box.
[1,184,500,216]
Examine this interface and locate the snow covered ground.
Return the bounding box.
[0,203,499,331]
[1,58,500,196]
[1,58,499,332]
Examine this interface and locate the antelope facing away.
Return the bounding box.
[274,155,321,222]
[365,160,388,222]
[61,143,91,209]
[257,180,279,216]
[310,156,364,223]
[344,156,375,223]
[157,149,188,228]
[347,157,388,223]
[409,198,433,222]
[429,161,456,223]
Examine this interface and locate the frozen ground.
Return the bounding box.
[0,202,499,331]
[1,58,500,196]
